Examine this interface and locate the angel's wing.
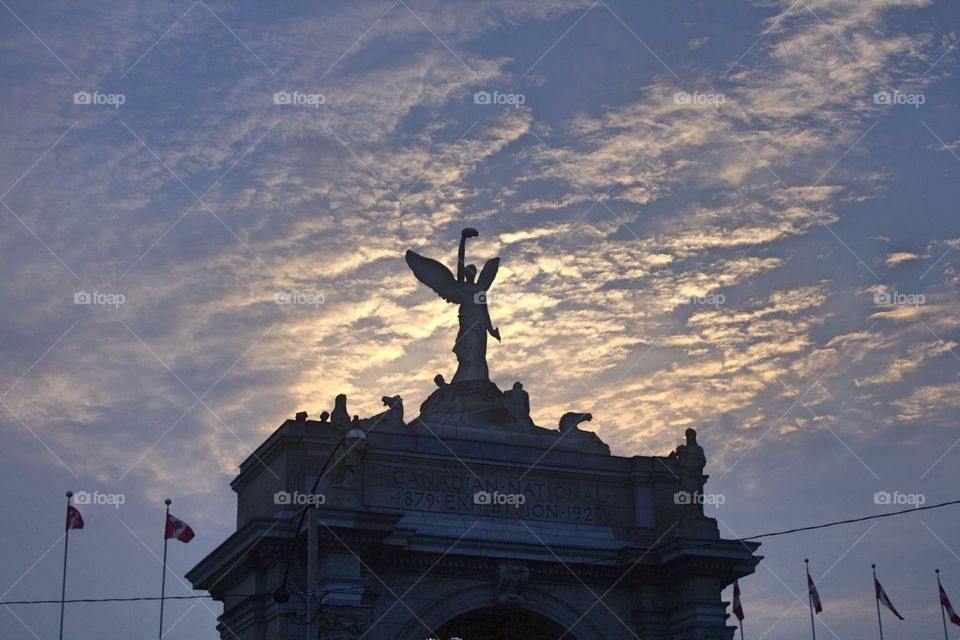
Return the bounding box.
[477,257,500,291]
[405,250,462,304]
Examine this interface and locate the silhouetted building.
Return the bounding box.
[188,234,759,639]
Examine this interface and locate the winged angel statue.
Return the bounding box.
[405,229,500,384]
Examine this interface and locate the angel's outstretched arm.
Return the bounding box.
[457,228,479,283]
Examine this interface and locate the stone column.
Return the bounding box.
[307,507,318,639]
[668,575,735,640]
[630,584,670,640]
[317,549,366,606]
[312,547,372,639]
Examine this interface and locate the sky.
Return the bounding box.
[1,0,959,638]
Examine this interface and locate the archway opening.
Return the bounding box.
[433,605,575,640]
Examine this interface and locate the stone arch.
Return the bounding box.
[435,606,570,639]
[393,582,606,640]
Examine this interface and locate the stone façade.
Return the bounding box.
[187,409,760,639]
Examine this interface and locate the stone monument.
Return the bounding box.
[188,229,760,639]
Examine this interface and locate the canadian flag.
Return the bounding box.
[875,578,904,620]
[807,570,822,613]
[732,580,744,621]
[940,584,960,626]
[65,505,84,531]
[164,512,195,543]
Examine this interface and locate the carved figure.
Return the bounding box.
[502,381,533,427]
[318,606,369,640]
[669,428,707,516]
[405,229,500,383]
[559,412,593,433]
[332,427,367,488]
[379,395,405,429]
[495,563,529,605]
[557,411,608,452]
[331,394,349,427]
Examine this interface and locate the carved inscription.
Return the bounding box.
[365,465,633,526]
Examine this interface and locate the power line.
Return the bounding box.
[545,498,960,564]
[735,498,960,542]
[3,498,958,606]
[573,498,960,563]
[0,595,218,605]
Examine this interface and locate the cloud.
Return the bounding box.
[855,339,957,386]
[892,379,960,422]
[884,251,922,267]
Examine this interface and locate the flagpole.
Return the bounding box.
[739,617,745,640]
[59,491,72,640]
[159,498,170,640]
[805,559,817,640]
[873,564,884,640]
[938,569,950,640]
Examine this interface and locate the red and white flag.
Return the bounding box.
[164,512,194,543]
[732,580,744,621]
[875,578,904,620]
[65,505,84,531]
[940,584,960,626]
[807,570,822,613]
